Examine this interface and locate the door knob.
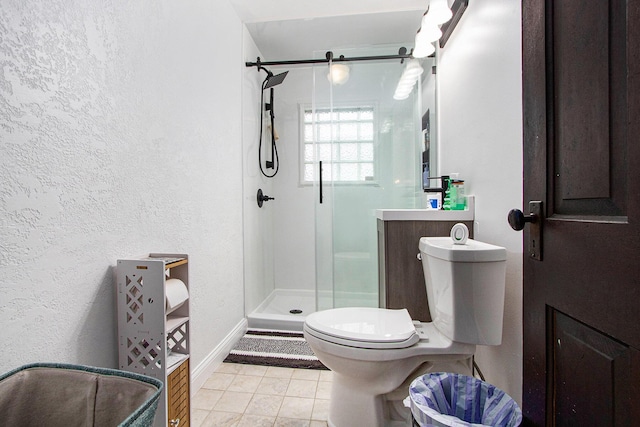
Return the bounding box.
[507,209,538,231]
[508,201,543,260]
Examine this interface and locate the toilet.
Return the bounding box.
[303,236,507,427]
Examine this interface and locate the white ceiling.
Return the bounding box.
[228,0,427,23]
[229,0,427,61]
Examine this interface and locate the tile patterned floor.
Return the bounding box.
[191,363,332,427]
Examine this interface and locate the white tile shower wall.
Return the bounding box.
[435,0,523,404]
[269,67,317,292]
[242,27,277,316]
[0,0,245,373]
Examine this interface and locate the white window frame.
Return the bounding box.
[298,103,378,186]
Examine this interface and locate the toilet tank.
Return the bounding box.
[419,237,507,346]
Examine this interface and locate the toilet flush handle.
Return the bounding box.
[416,253,422,261]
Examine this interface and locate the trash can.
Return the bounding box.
[0,363,163,427]
[405,372,522,427]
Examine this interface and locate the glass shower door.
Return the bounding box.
[313,49,424,311]
[312,62,335,312]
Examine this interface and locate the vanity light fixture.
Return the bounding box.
[408,1,447,65]
[396,0,467,101]
[410,0,460,59]
[439,0,469,48]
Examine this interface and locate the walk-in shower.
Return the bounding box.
[244,47,431,331]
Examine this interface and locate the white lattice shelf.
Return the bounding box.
[166,315,189,333]
[116,253,191,427]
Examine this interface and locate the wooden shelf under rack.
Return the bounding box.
[165,258,188,269]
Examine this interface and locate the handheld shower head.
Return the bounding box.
[255,65,288,178]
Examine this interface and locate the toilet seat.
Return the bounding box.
[304,307,420,349]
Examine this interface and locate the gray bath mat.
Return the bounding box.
[224,329,328,370]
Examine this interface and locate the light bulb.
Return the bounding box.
[420,13,443,42]
[403,60,424,79]
[327,63,350,85]
[393,83,414,99]
[393,92,411,101]
[428,0,453,24]
[394,59,423,101]
[412,30,435,58]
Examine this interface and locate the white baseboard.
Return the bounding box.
[191,318,247,395]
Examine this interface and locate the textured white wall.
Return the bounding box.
[436,0,523,403]
[0,0,245,373]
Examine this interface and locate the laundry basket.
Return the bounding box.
[405,372,522,427]
[0,363,163,427]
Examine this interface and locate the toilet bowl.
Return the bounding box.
[303,236,507,427]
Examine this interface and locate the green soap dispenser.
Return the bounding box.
[442,177,456,210]
[451,180,466,210]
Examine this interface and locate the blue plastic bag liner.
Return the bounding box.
[405,372,522,427]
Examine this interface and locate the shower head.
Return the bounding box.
[263,71,289,89]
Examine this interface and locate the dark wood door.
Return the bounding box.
[522,1,640,425]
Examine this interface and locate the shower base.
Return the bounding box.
[247,289,316,331]
[247,288,378,332]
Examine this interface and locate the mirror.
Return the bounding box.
[419,0,468,193]
[420,56,437,191]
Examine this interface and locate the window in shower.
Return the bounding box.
[301,106,376,184]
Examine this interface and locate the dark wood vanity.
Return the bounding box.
[377,206,474,322]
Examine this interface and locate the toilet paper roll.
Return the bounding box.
[450,223,469,245]
[166,278,189,315]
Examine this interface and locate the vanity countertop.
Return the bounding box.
[376,196,474,221]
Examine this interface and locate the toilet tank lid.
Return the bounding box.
[419,237,506,262]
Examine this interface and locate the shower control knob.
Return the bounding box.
[257,189,275,208]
